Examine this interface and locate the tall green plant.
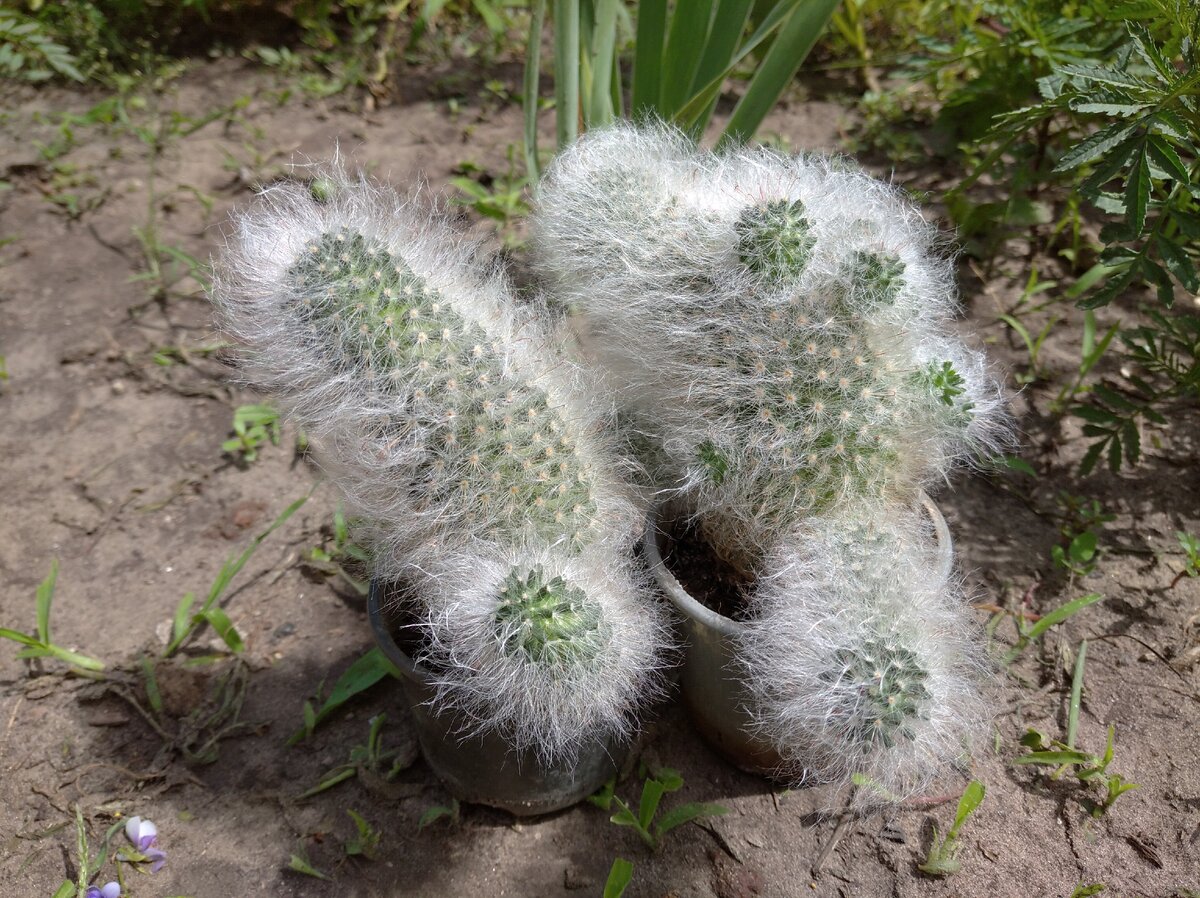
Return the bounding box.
[523,0,841,179]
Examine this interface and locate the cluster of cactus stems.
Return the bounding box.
[534,123,1012,800]
[213,168,665,762]
[213,130,1009,796]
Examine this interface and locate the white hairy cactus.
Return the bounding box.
[533,123,1011,563]
[737,506,987,801]
[420,542,667,761]
[212,165,666,761]
[214,166,642,572]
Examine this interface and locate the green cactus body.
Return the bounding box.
[736,199,816,282]
[824,638,932,750]
[494,566,610,666]
[288,230,599,546]
[703,225,973,522]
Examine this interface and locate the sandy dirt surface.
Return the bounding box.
[1,58,1198,898]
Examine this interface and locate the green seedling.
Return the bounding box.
[418,798,460,831]
[603,858,635,898]
[298,714,415,799]
[450,147,531,248]
[289,646,400,745]
[344,810,381,860]
[0,561,105,674]
[288,849,331,880]
[302,505,370,595]
[918,780,985,876]
[1051,494,1112,578]
[165,494,307,657]
[1015,643,1138,817]
[1003,592,1104,664]
[1069,884,1106,898]
[1172,531,1200,588]
[1051,531,1098,578]
[598,767,728,851]
[222,403,281,463]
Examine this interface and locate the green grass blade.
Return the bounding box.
[46,645,105,671]
[673,0,801,129]
[659,0,716,116]
[0,627,42,647]
[631,0,668,120]
[554,0,580,150]
[1067,639,1088,749]
[524,0,548,181]
[684,0,753,137]
[199,607,245,654]
[286,647,401,745]
[717,0,840,148]
[1004,593,1104,664]
[36,559,59,645]
[587,0,620,128]
[204,493,309,607]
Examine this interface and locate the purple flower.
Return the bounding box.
[84,883,120,898]
[123,815,166,872]
[125,816,157,852]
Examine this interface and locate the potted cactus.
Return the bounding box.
[212,168,669,814]
[531,124,1011,799]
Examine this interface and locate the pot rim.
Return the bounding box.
[367,580,432,688]
[643,490,954,635]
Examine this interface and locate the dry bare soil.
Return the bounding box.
[1,58,1198,898]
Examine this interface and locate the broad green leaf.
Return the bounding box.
[951,781,985,832]
[631,0,668,120]
[660,0,716,116]
[655,801,729,836]
[603,858,635,898]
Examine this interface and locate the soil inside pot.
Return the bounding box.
[660,521,757,622]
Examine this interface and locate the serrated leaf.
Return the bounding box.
[1069,100,1148,117]
[1056,120,1140,172]
[1080,439,1106,476]
[1124,148,1151,234]
[1059,63,1146,90]
[1145,135,1190,184]
[1157,237,1199,292]
[1076,267,1135,309]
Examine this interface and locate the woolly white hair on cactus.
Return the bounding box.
[213,165,643,577]
[737,507,987,801]
[419,543,668,762]
[533,123,1012,564]
[212,164,668,759]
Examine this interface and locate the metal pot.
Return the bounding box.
[367,580,623,816]
[643,494,954,776]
